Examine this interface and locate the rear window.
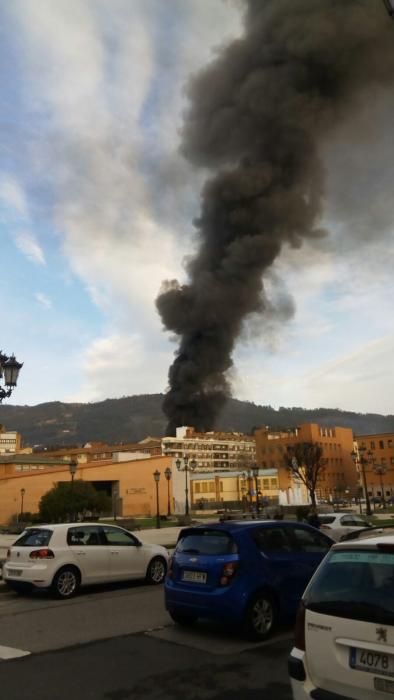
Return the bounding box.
[176,530,237,555]
[318,516,336,524]
[304,548,394,624]
[14,528,53,547]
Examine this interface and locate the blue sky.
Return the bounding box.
[1,0,394,415]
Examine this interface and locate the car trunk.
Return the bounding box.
[172,528,239,591]
[305,609,394,699]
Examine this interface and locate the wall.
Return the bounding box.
[0,455,173,524]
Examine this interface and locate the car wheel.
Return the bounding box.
[243,591,277,641]
[169,610,198,626]
[145,557,167,585]
[51,566,80,599]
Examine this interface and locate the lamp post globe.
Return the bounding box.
[0,352,23,403]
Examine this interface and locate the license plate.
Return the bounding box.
[7,569,22,577]
[182,570,207,583]
[375,677,394,694]
[350,648,394,677]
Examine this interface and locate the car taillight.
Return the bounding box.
[29,548,55,559]
[320,524,332,530]
[219,561,238,586]
[294,600,306,651]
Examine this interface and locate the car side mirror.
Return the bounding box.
[135,539,142,547]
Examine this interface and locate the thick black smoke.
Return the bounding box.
[156,0,394,436]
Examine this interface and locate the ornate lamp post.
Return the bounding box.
[153,470,161,529]
[69,458,78,521]
[164,467,172,516]
[0,352,23,402]
[351,447,372,516]
[251,463,261,515]
[20,487,25,519]
[175,456,197,517]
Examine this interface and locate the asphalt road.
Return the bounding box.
[0,583,294,700]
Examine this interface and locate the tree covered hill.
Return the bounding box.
[0,394,393,448]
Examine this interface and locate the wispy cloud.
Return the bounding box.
[14,230,45,265]
[35,292,52,309]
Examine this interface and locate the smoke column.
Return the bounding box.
[156,0,394,436]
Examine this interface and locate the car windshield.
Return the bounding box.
[304,548,394,625]
[176,530,237,555]
[14,528,53,547]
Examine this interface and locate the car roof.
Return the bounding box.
[24,522,112,530]
[182,520,313,535]
[334,534,394,549]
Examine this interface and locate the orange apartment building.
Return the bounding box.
[355,432,394,500]
[254,423,357,503]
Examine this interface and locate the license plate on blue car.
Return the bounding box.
[182,570,207,583]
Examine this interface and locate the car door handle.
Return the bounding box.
[75,551,86,555]
[110,551,119,555]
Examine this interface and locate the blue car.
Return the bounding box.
[165,520,333,640]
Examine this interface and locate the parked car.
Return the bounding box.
[289,534,394,699]
[3,523,169,598]
[318,512,372,541]
[165,520,334,640]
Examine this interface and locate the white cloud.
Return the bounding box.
[14,230,46,265]
[0,177,28,219]
[35,292,52,309]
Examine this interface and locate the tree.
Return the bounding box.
[39,481,112,523]
[284,442,327,507]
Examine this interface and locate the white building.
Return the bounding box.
[162,426,256,472]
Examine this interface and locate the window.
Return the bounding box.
[15,528,53,547]
[102,526,139,546]
[263,479,270,489]
[67,526,102,546]
[370,441,376,450]
[291,527,331,553]
[176,530,237,555]
[379,440,385,449]
[194,483,201,494]
[253,527,292,552]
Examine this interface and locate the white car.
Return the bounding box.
[3,523,169,599]
[318,512,372,541]
[289,534,394,699]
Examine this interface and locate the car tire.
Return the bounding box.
[169,610,198,626]
[243,591,277,641]
[145,556,167,585]
[51,566,80,599]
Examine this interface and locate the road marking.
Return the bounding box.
[145,624,293,655]
[0,645,30,660]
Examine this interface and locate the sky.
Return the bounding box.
[1,0,394,415]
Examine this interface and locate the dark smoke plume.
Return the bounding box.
[156,0,394,436]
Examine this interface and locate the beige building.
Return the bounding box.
[190,469,280,509]
[0,454,173,525]
[162,426,256,472]
[0,425,22,454]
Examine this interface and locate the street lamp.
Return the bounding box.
[69,458,78,522]
[373,464,387,507]
[153,470,161,529]
[175,455,197,518]
[20,487,25,519]
[164,467,172,517]
[0,352,23,403]
[250,463,261,515]
[351,447,372,516]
